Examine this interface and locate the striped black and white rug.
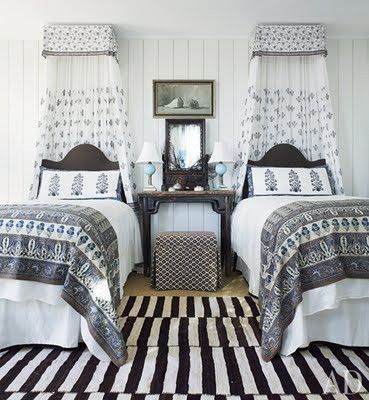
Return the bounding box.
[0,296,368,400]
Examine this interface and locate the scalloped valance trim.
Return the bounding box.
[42,24,118,58]
[250,24,327,58]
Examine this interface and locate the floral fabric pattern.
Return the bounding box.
[288,169,302,192]
[42,25,118,57]
[232,53,344,201]
[246,166,332,197]
[96,173,109,194]
[71,173,84,196]
[264,169,278,192]
[0,203,127,366]
[259,199,369,361]
[310,169,324,191]
[48,174,60,197]
[38,169,122,200]
[250,24,327,58]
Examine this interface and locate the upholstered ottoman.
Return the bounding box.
[152,231,222,291]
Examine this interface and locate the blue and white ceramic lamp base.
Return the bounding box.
[143,162,228,191]
[144,162,157,191]
[215,162,228,190]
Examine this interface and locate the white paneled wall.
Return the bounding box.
[326,39,369,197]
[0,40,42,203]
[0,39,368,244]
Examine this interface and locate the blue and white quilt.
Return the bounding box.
[260,199,369,362]
[0,203,126,366]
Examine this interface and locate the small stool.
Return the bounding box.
[152,231,222,291]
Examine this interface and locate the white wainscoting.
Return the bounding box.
[0,39,368,245]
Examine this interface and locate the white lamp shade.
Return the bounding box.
[208,142,233,163]
[136,142,163,164]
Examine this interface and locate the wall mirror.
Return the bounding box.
[163,119,208,190]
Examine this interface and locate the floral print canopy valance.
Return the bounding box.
[250,24,327,58]
[30,25,136,207]
[42,25,118,57]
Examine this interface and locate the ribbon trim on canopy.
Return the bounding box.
[250,24,327,58]
[42,24,118,58]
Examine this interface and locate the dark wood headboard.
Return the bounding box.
[242,144,326,199]
[41,144,120,171]
[41,144,126,202]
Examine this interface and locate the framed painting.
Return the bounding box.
[153,80,215,118]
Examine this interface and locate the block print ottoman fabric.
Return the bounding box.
[152,231,222,291]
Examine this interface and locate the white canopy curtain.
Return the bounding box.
[232,24,344,202]
[29,25,136,206]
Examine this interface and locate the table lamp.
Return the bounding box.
[208,142,233,190]
[136,142,163,191]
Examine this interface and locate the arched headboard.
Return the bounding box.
[41,144,126,202]
[41,144,119,171]
[242,144,326,199]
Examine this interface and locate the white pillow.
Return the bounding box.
[38,169,122,200]
[247,166,333,196]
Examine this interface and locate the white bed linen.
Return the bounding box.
[0,199,142,362]
[232,195,369,355]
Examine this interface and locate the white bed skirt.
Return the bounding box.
[282,297,369,355]
[236,257,369,356]
[0,280,110,362]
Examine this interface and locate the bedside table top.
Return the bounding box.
[138,190,235,198]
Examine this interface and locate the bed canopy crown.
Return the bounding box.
[249,23,327,58]
[42,24,118,57]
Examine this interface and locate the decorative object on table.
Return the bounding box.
[172,181,182,191]
[162,119,209,191]
[136,142,163,191]
[209,142,234,190]
[194,185,204,191]
[152,231,222,291]
[153,80,215,118]
[168,186,175,192]
[207,163,217,190]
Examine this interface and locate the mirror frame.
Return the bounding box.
[163,119,208,191]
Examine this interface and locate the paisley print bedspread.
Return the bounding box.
[0,203,126,366]
[260,199,369,361]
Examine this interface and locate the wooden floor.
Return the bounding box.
[123,271,249,297]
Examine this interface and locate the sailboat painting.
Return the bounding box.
[153,80,215,118]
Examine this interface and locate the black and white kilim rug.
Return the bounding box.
[0,296,368,400]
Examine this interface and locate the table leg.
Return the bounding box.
[220,214,225,266]
[142,200,152,276]
[221,197,232,276]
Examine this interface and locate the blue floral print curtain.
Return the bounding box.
[29,25,136,206]
[232,24,344,202]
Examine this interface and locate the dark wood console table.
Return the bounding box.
[138,190,235,277]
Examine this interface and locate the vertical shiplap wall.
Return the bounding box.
[0,40,42,203]
[0,38,368,241]
[326,39,369,197]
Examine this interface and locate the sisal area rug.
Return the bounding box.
[0,296,368,400]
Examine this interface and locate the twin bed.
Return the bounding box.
[232,144,369,360]
[0,145,142,366]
